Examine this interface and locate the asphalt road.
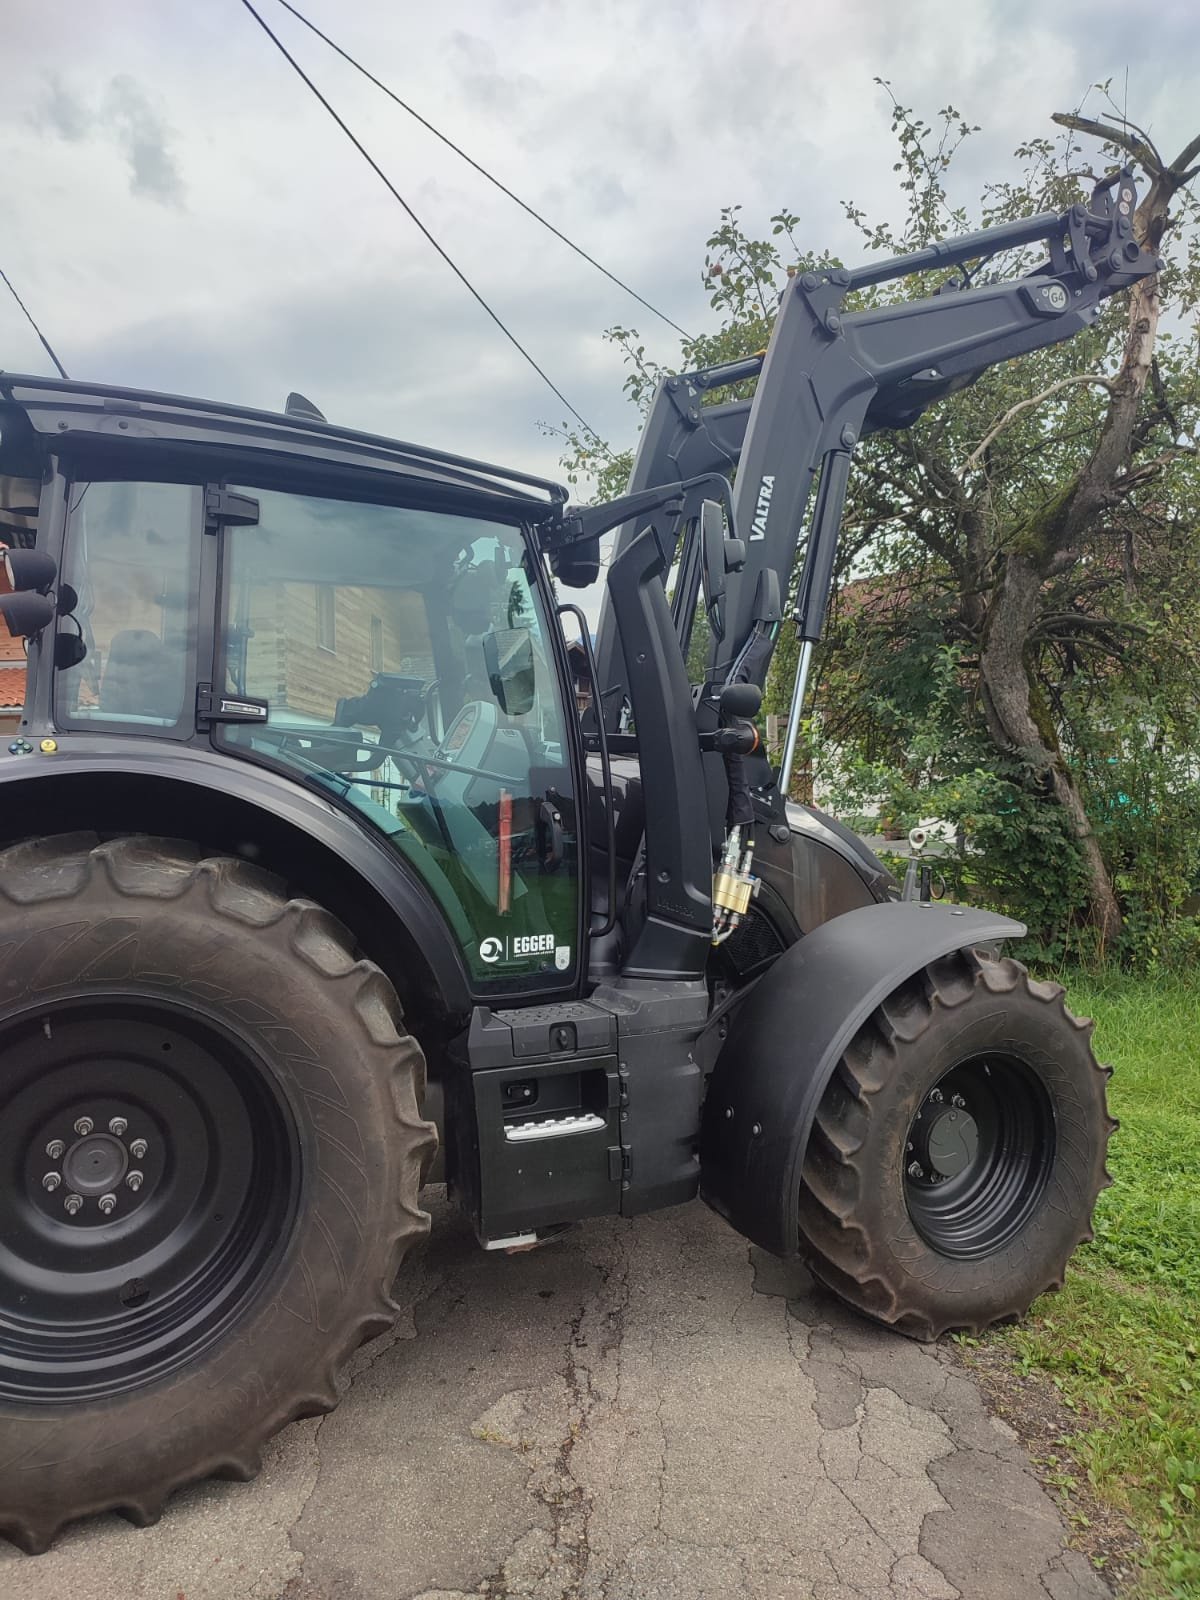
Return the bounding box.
[4,1191,1109,1600]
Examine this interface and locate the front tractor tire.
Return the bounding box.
[0,834,436,1554]
[798,948,1114,1341]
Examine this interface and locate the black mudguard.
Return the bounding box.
[699,901,1025,1257]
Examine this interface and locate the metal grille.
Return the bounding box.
[723,907,784,976]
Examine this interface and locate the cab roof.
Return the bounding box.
[0,372,569,520]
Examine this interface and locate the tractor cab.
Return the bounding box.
[0,380,588,995]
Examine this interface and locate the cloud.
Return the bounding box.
[104,76,186,207]
[36,77,91,142]
[31,71,184,207]
[448,30,538,109]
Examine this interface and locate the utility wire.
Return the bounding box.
[0,267,70,380]
[238,0,599,439]
[270,0,694,344]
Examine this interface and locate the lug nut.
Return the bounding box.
[951,1094,965,1108]
[907,1161,924,1179]
[74,1116,94,1136]
[42,1171,62,1191]
[928,1088,944,1104]
[129,1138,148,1159]
[46,1139,65,1160]
[109,1117,128,1137]
[98,1193,117,1216]
[126,1170,144,1192]
[63,1193,83,1216]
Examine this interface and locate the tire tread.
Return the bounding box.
[798,947,1114,1342]
[0,833,435,1554]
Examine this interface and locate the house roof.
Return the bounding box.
[0,663,25,708]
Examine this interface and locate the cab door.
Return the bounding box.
[213,483,582,992]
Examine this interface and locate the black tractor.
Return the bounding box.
[0,170,1152,1551]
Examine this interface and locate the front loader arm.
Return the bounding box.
[588,170,1159,732]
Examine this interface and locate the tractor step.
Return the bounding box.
[503,1112,608,1142]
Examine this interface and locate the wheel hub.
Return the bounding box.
[910,1094,979,1181]
[62,1131,128,1196]
[30,1105,154,1224]
[902,1055,1056,1260]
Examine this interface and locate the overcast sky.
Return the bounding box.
[3,0,1197,487]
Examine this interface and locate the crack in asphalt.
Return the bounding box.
[283,1411,328,1590]
[283,1243,448,1599]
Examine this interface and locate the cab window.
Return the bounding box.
[55,480,198,732]
[218,487,579,988]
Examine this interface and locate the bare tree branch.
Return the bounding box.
[960,376,1114,476]
[1050,112,1161,174]
[1114,442,1199,490]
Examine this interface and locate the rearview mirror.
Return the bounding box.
[482,627,536,716]
[699,500,745,644]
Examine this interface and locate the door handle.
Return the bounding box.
[537,799,564,871]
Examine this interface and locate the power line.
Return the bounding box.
[0,267,70,380]
[270,0,694,344]
[239,0,600,440]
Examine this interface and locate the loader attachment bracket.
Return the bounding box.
[698,900,1024,1258]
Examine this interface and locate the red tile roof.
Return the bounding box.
[0,665,25,708]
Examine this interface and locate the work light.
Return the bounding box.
[3,548,58,595]
[0,589,55,637]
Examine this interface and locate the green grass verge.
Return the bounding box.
[987,973,1200,1599]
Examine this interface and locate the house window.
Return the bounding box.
[316,585,336,652]
[370,614,384,673]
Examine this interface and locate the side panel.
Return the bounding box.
[451,979,709,1244]
[699,902,1025,1258]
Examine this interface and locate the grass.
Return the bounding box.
[983,972,1200,1599]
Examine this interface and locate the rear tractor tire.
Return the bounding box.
[798,947,1115,1340]
[0,834,436,1553]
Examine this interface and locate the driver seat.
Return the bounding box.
[99,630,177,720]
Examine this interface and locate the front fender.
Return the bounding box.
[699,901,1025,1257]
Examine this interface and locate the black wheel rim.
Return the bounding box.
[903,1053,1055,1259]
[0,997,300,1402]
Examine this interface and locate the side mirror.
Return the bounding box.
[699,500,745,643]
[482,627,536,716]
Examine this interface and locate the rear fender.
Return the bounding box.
[0,750,473,1023]
[699,901,1025,1257]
